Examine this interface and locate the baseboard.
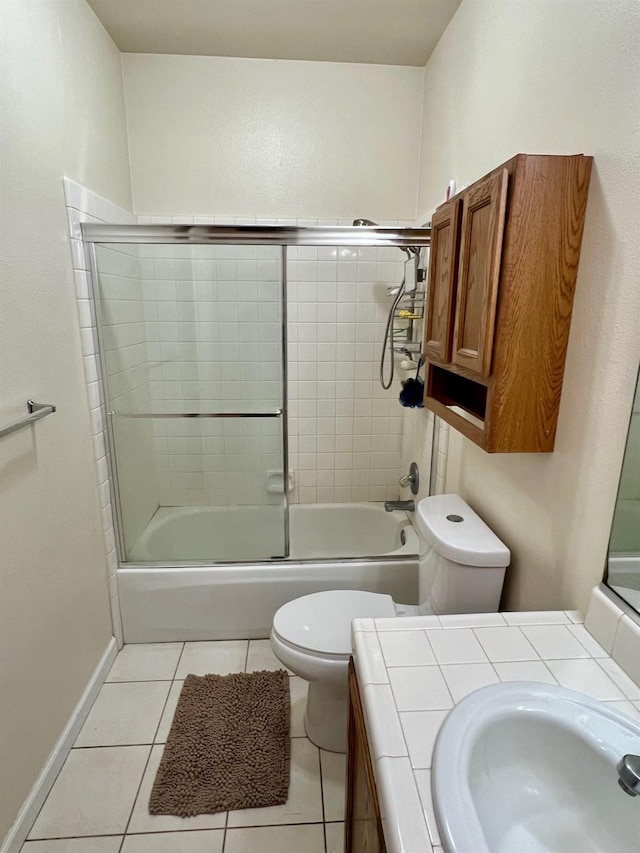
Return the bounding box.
[1,637,118,853]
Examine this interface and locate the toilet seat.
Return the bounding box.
[272,589,396,658]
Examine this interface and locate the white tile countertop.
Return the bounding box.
[350,609,640,853]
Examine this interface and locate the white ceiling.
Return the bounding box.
[86,0,462,66]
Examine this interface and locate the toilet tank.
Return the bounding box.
[415,495,510,614]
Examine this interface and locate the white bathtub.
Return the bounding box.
[119,502,419,642]
[128,502,416,562]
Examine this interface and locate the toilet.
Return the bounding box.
[270,494,510,752]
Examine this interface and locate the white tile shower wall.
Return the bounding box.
[135,216,415,506]
[398,237,449,507]
[402,413,449,499]
[63,177,137,645]
[134,239,284,508]
[287,239,411,504]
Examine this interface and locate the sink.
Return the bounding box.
[432,682,640,853]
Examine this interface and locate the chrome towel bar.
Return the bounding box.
[0,400,57,439]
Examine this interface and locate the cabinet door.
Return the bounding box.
[345,660,386,853]
[452,169,508,377]
[423,198,461,365]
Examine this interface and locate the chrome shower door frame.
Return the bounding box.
[82,223,431,567]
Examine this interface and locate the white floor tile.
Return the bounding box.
[425,629,488,665]
[545,659,625,700]
[399,710,449,769]
[246,639,292,674]
[29,746,149,839]
[521,625,591,659]
[441,663,500,702]
[227,738,323,827]
[106,644,183,682]
[22,840,122,853]
[127,745,226,833]
[175,641,248,678]
[121,830,224,852]
[473,627,538,662]
[224,823,325,853]
[76,682,171,747]
[389,666,453,712]
[325,822,345,853]
[378,631,436,667]
[155,681,184,743]
[493,660,557,684]
[290,676,309,738]
[320,750,346,822]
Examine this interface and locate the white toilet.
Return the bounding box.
[270,494,510,752]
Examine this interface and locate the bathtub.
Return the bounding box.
[119,502,419,642]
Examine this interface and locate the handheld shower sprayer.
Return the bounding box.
[352,218,421,389]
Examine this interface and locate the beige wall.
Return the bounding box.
[417,0,640,613]
[0,0,131,840]
[122,53,424,219]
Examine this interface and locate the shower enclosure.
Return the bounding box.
[82,223,432,640]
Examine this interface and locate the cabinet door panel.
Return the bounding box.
[452,169,508,377]
[424,198,461,365]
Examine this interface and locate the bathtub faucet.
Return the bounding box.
[384,500,415,512]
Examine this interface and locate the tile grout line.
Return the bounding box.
[170,642,186,681]
[118,742,155,843]
[221,801,229,852]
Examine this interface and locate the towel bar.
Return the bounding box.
[0,401,57,439]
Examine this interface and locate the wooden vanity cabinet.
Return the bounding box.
[423,153,592,453]
[345,659,386,853]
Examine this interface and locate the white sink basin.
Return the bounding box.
[432,682,640,853]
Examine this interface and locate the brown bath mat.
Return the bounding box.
[149,669,290,817]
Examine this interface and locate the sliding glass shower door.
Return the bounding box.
[92,241,287,562]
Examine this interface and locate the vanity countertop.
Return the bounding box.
[350,609,640,853]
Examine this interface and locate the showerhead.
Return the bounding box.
[352,218,420,259]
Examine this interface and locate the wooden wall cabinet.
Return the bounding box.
[423,153,592,453]
[345,659,386,853]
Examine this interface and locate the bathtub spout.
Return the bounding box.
[384,500,415,512]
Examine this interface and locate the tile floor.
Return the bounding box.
[23,640,345,853]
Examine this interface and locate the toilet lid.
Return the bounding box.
[273,590,396,657]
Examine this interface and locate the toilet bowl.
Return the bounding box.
[270,589,395,752]
[270,494,510,752]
